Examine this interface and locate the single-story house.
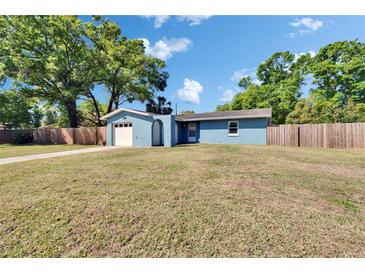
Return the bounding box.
[101,108,272,147]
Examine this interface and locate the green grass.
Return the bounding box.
[0,144,364,257]
[0,144,98,158]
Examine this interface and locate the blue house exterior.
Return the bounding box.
[102,108,175,147]
[176,118,267,145]
[101,108,271,147]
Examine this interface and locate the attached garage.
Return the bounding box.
[101,108,175,147]
[102,107,271,147]
[113,122,133,146]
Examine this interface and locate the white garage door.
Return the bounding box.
[113,122,133,146]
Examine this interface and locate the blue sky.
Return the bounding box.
[90,16,365,113]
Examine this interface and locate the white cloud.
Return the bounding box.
[141,37,192,61]
[289,17,324,38]
[177,78,203,104]
[142,15,212,28]
[142,16,170,28]
[290,17,323,31]
[176,16,212,26]
[220,89,235,103]
[230,68,259,84]
[294,50,316,61]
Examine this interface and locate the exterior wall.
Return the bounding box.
[107,112,153,147]
[198,118,268,145]
[106,111,267,147]
[176,121,200,144]
[152,114,175,147]
[176,118,268,145]
[106,111,175,147]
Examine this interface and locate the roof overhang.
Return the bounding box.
[100,108,154,120]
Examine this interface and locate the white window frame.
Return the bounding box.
[228,120,239,136]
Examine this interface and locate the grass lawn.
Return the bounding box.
[0,144,364,257]
[0,144,98,158]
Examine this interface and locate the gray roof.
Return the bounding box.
[175,108,272,122]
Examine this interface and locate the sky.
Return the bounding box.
[88,16,365,114]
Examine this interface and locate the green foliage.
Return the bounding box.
[85,16,169,119]
[0,16,169,128]
[220,40,365,124]
[145,96,173,114]
[215,103,231,111]
[227,51,305,123]
[43,106,59,126]
[78,100,107,127]
[179,110,195,115]
[0,16,93,127]
[0,90,43,128]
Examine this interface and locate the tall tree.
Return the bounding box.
[219,51,310,124]
[85,17,169,123]
[0,16,95,127]
[308,40,365,122]
[145,96,173,114]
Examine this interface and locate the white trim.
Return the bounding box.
[228,120,239,136]
[101,108,153,120]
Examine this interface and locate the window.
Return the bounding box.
[228,121,239,136]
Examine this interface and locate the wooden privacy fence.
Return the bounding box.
[0,127,107,145]
[267,123,365,149]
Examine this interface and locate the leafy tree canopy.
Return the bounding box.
[0,16,169,128]
[219,40,365,124]
[0,90,43,128]
[145,96,173,114]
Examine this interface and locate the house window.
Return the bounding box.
[228,121,239,136]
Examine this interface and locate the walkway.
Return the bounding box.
[0,146,122,165]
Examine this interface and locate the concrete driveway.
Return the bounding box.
[0,146,122,165]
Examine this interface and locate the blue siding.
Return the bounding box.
[106,111,268,147]
[155,114,175,147]
[106,111,174,147]
[198,118,268,145]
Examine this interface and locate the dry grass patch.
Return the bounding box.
[0,144,364,257]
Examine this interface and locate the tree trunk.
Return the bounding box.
[107,93,115,114]
[87,91,102,126]
[113,97,119,111]
[65,99,78,128]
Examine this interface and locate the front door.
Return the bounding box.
[188,123,196,143]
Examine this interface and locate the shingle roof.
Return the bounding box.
[175,108,272,122]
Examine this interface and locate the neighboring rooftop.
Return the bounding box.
[175,108,272,122]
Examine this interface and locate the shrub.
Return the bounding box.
[12,131,33,144]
